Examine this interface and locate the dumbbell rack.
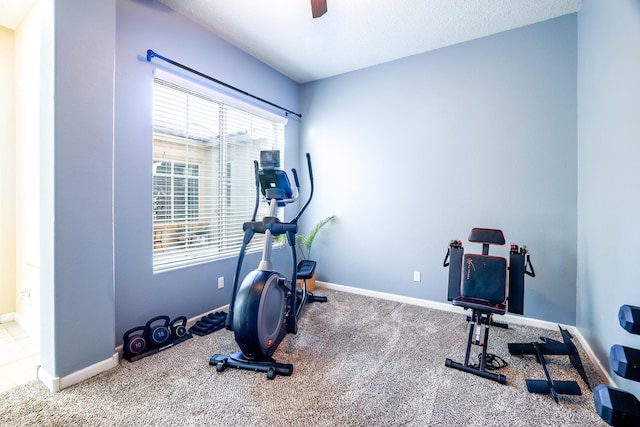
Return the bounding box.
[594,304,640,426]
[123,315,193,363]
[124,332,192,363]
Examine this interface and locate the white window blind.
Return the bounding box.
[152,77,285,271]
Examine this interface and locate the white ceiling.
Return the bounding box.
[0,1,582,83]
[0,0,37,30]
[158,0,582,83]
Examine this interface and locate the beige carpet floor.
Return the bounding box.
[0,288,608,426]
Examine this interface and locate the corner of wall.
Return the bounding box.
[37,352,120,393]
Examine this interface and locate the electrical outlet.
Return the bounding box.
[218,276,224,289]
[413,271,421,282]
[18,288,31,298]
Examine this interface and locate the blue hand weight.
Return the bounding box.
[619,305,640,335]
[145,315,171,347]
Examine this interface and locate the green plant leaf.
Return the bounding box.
[298,215,335,259]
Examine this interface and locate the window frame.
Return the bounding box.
[153,159,200,223]
[152,70,287,272]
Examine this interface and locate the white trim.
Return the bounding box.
[316,280,613,385]
[317,281,563,331]
[36,365,59,393]
[154,68,288,125]
[37,353,120,393]
[13,312,38,339]
[0,312,15,323]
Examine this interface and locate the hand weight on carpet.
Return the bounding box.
[123,326,147,358]
[146,315,171,347]
[170,316,188,339]
[189,312,226,336]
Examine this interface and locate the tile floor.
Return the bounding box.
[0,321,40,392]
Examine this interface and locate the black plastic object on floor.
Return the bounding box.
[594,384,640,426]
[210,351,294,380]
[189,311,227,337]
[122,315,193,362]
[508,325,591,392]
[524,342,581,403]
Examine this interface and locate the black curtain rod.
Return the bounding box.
[146,49,302,119]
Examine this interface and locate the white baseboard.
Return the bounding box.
[569,327,616,386]
[0,312,15,323]
[2,312,38,341]
[37,352,120,393]
[317,281,564,331]
[316,280,613,386]
[13,312,38,339]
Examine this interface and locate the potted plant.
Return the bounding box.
[295,214,335,291]
[274,215,335,291]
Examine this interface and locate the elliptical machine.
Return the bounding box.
[210,150,327,379]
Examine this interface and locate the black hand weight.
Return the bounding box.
[170,316,188,339]
[123,326,147,357]
[146,315,171,347]
[619,304,640,335]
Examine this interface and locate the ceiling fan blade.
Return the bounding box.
[311,0,327,19]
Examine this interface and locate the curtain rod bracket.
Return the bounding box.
[146,49,302,119]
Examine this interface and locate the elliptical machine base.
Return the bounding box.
[210,352,294,380]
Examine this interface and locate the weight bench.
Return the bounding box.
[443,227,534,384]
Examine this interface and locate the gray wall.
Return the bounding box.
[40,0,116,378]
[300,15,578,325]
[113,0,300,343]
[577,0,640,396]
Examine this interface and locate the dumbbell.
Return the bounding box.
[123,326,147,358]
[200,313,226,326]
[145,315,171,347]
[594,384,640,426]
[619,305,640,335]
[610,345,640,382]
[170,316,188,339]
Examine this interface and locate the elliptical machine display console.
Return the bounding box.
[210,151,327,379]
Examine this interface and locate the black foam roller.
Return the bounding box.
[610,345,640,382]
[619,305,640,335]
[594,384,640,426]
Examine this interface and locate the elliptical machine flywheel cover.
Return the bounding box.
[233,270,286,359]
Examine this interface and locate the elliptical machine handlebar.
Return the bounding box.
[292,153,314,224]
[242,217,298,235]
[292,167,300,191]
[250,160,260,222]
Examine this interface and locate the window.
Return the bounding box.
[153,161,199,222]
[152,77,285,271]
